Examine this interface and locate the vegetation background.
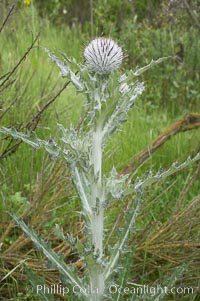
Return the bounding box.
[0,0,200,300]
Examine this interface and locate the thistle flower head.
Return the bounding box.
[84,38,123,74]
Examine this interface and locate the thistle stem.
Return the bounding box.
[88,120,105,300]
[91,125,104,256]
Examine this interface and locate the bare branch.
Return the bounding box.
[0,4,15,33]
[0,33,40,90]
[121,112,200,174]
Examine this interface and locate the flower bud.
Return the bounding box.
[84,38,123,74]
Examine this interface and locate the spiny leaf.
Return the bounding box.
[131,57,170,77]
[44,48,84,91]
[105,167,129,199]
[11,213,88,299]
[102,81,144,142]
[134,153,200,192]
[0,127,61,158]
[104,193,142,281]
[71,166,92,216]
[0,127,41,148]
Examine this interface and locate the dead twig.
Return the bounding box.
[121,112,200,175]
[0,4,15,34]
[0,80,71,160]
[0,33,40,90]
[26,79,72,131]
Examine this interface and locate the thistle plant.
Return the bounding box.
[0,38,199,301]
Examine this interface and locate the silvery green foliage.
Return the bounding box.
[0,38,197,301]
[0,127,61,159]
[105,167,130,199]
[11,214,88,300]
[134,152,200,192]
[104,193,142,283]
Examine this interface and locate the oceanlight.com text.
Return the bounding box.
[109,284,194,296]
